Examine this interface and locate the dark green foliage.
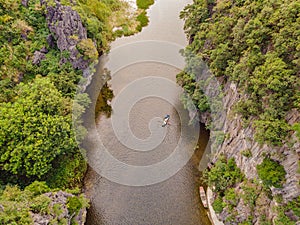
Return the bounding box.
[176,63,210,113]
[30,195,51,214]
[0,0,94,190]
[203,156,243,194]
[259,215,272,225]
[67,195,89,215]
[241,149,252,158]
[136,0,154,9]
[256,157,286,188]
[0,77,77,179]
[45,153,87,189]
[180,0,300,146]
[137,11,149,29]
[212,195,225,213]
[72,0,129,52]
[287,196,300,218]
[274,206,296,225]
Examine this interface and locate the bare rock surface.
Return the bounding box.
[21,0,29,7]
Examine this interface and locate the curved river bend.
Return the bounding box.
[83,0,212,224]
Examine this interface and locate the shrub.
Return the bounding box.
[30,195,51,214]
[25,181,50,196]
[224,188,238,208]
[257,158,286,188]
[241,149,252,158]
[203,156,243,194]
[67,195,89,215]
[77,38,99,61]
[137,11,149,27]
[212,196,225,213]
[136,0,154,9]
[242,184,258,208]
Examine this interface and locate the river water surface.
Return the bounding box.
[84,0,211,224]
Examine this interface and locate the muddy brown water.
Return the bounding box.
[83,0,212,224]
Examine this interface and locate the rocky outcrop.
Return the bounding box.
[31,191,87,225]
[41,0,90,70]
[215,81,300,201]
[205,80,300,223]
[32,50,46,65]
[21,0,29,7]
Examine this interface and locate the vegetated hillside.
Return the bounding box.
[179,0,300,224]
[0,0,142,223]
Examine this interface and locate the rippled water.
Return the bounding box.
[83,0,212,224]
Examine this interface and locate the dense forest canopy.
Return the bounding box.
[0,0,143,187]
[179,0,300,146]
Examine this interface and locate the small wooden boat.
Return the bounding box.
[199,186,208,208]
[162,115,170,127]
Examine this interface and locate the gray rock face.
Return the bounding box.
[32,50,46,65]
[205,80,300,223]
[21,0,29,7]
[41,0,90,70]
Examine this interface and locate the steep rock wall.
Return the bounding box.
[205,80,300,223]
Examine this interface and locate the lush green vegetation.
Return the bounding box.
[205,156,293,224]
[0,0,112,190]
[179,0,300,146]
[257,157,286,188]
[275,196,300,225]
[203,156,243,194]
[136,0,154,10]
[0,0,141,222]
[0,181,88,224]
[136,11,149,32]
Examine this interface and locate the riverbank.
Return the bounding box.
[207,188,225,225]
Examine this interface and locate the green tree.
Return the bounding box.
[203,156,243,194]
[0,76,77,178]
[256,157,286,188]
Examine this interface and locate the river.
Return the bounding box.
[83,0,211,224]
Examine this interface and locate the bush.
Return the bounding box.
[242,183,258,208]
[25,181,50,196]
[241,149,252,158]
[136,0,154,9]
[30,195,51,214]
[77,38,99,61]
[67,195,89,215]
[179,0,299,146]
[257,158,286,188]
[203,156,243,194]
[224,188,238,208]
[137,11,149,27]
[212,196,225,213]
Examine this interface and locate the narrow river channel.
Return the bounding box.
[83,0,212,224]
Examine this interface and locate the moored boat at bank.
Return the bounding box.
[199,186,208,208]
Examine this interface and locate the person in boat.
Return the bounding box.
[162,114,170,127]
